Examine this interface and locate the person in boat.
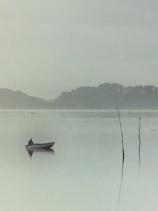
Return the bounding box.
[28,139,34,146]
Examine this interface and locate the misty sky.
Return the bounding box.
[0,0,158,99]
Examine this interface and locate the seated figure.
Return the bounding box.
[28,139,34,146]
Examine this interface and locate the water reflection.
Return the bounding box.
[26,148,55,157]
[117,152,125,211]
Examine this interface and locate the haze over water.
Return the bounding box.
[0,110,157,211]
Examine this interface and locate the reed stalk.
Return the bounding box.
[138,117,141,169]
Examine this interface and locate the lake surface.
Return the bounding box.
[0,110,158,211]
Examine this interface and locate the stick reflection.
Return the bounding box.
[117,154,125,210]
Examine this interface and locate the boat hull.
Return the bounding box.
[26,142,55,150]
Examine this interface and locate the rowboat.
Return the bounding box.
[26,141,55,151]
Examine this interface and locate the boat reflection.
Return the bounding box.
[26,148,55,157]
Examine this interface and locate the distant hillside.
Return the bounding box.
[0,89,51,109]
[52,83,158,109]
[1,84,158,109]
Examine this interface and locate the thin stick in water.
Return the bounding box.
[138,117,141,169]
[117,107,125,164]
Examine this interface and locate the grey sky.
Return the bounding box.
[0,0,157,99]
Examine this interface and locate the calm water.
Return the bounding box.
[0,110,158,211]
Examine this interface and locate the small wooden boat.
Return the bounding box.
[26,141,55,151]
